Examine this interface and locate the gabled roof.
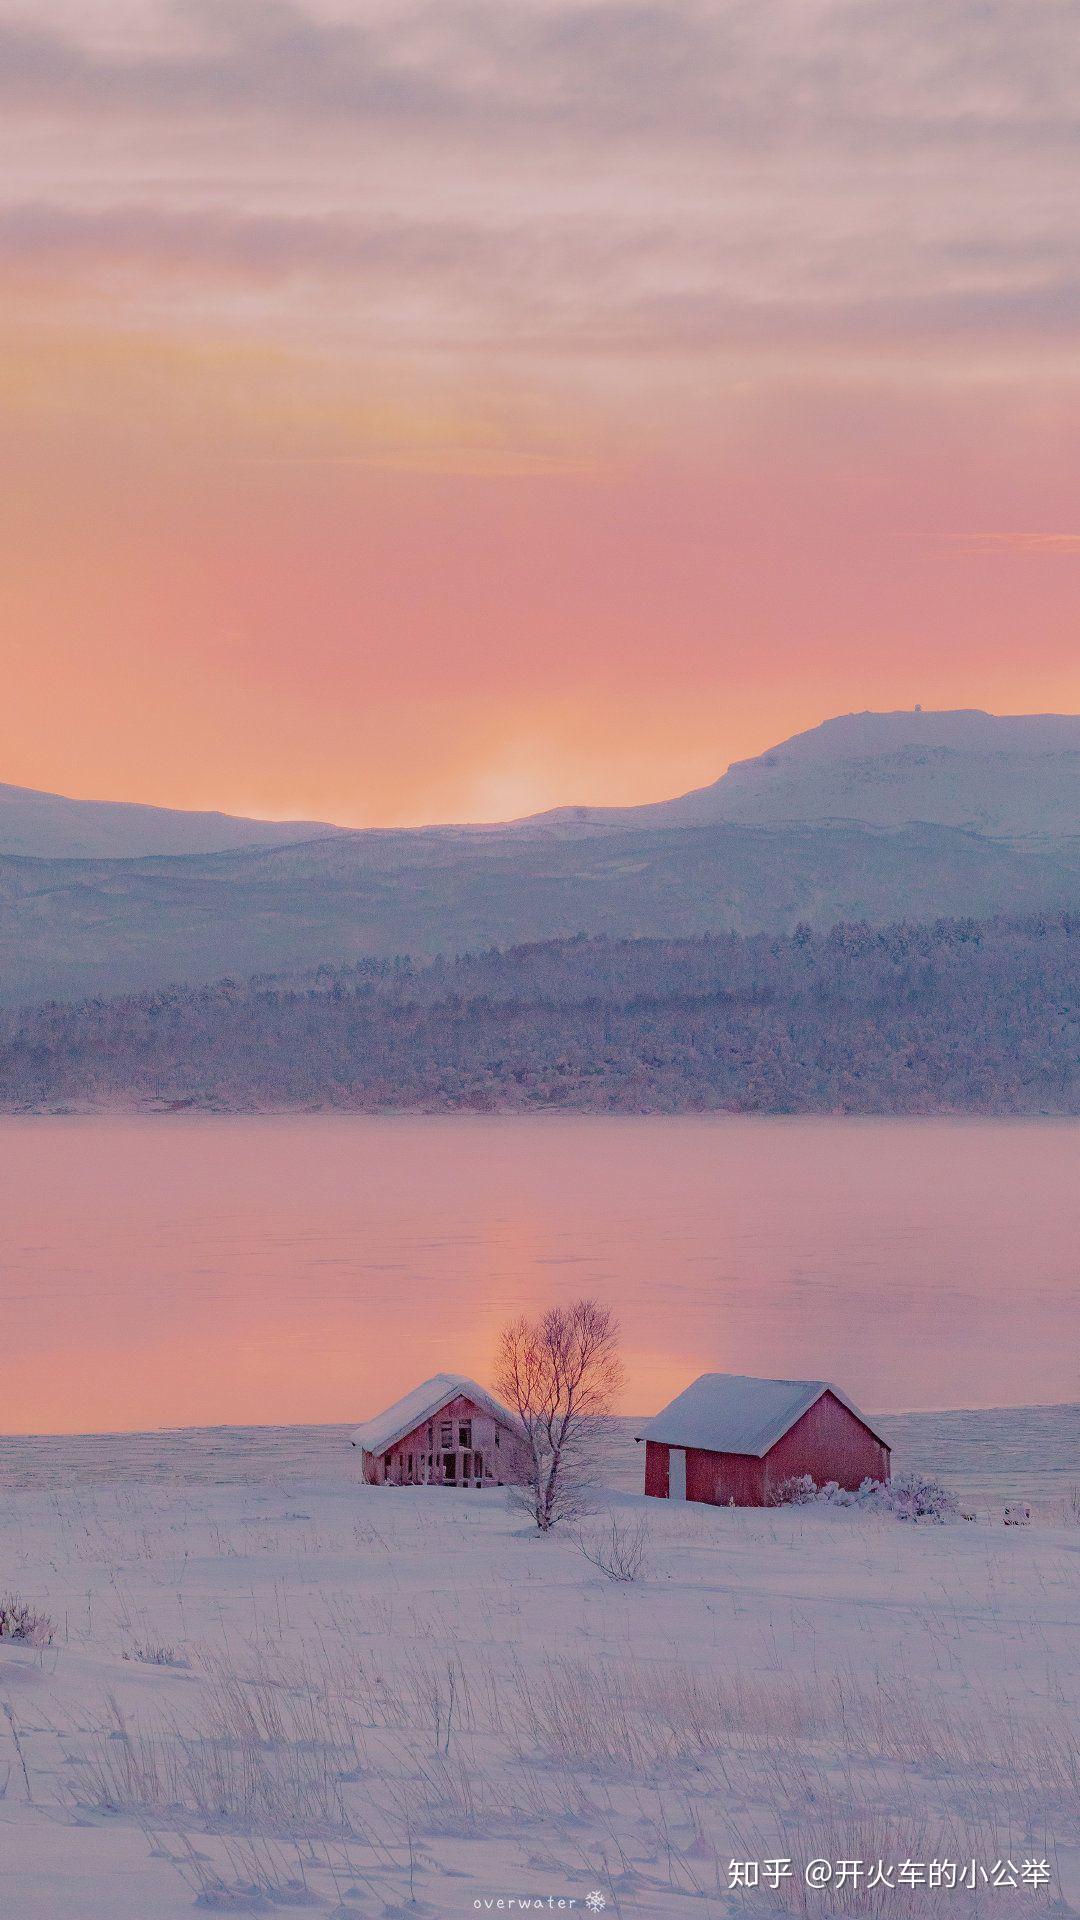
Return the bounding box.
[350,1374,521,1456]
[636,1373,890,1458]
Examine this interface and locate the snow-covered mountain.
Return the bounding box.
[661,708,1080,837]
[527,710,1080,839]
[3,710,1078,859]
[0,781,344,859]
[1,710,1078,1001]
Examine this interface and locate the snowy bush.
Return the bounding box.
[817,1480,862,1507]
[884,1472,961,1523]
[769,1472,960,1523]
[769,1474,818,1506]
[0,1593,55,1646]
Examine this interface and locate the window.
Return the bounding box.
[494,1429,500,1448]
[474,1452,483,1478]
[462,1451,472,1480]
[458,1422,472,1448]
[407,1453,413,1479]
[440,1423,452,1448]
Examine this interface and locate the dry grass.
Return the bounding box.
[75,1690,358,1838]
[71,1634,1079,1885]
[24,1481,1076,1915]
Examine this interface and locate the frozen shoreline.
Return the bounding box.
[1,1401,1077,1508]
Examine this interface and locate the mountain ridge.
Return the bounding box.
[518,709,1080,839]
[2,708,1077,1002]
[3,708,1079,858]
[2,817,1078,1006]
[0,779,345,861]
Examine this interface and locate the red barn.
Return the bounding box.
[350,1373,533,1488]
[638,1373,890,1507]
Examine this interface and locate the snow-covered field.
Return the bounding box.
[0,1408,1077,1919]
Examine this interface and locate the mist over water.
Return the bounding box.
[1,1114,1076,1435]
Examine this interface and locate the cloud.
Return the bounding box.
[0,0,1078,451]
[0,4,450,123]
[2,0,1078,830]
[0,0,1077,150]
[953,533,1080,555]
[2,197,1078,377]
[0,202,511,281]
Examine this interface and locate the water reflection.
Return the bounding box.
[1,1114,1076,1433]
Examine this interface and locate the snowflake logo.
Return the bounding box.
[585,1895,607,1913]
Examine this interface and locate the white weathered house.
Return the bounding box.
[350,1373,532,1488]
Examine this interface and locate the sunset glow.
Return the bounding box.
[2,0,1080,824]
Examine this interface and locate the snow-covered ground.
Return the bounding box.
[0,1407,1077,1918]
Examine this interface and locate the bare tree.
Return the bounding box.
[495,1298,623,1531]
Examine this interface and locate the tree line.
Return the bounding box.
[1,913,1077,1114]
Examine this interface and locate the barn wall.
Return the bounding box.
[368,1393,532,1487]
[643,1441,765,1505]
[686,1449,766,1506]
[644,1441,668,1497]
[763,1391,890,1495]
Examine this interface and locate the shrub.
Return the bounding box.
[0,1593,55,1646]
[769,1474,818,1506]
[769,1472,960,1523]
[885,1471,960,1524]
[576,1514,651,1582]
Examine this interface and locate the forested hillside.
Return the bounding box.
[2,916,1077,1115]
[4,820,1080,1006]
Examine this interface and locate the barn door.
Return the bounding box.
[669,1449,687,1501]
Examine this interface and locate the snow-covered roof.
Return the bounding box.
[636,1373,889,1457]
[350,1374,521,1456]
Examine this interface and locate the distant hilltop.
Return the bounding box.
[1,709,1078,1004]
[664,707,1080,837]
[0,780,343,862]
[525,709,1080,840]
[2,708,1079,859]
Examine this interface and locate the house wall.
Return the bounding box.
[364,1394,532,1487]
[762,1391,891,1495]
[643,1392,890,1507]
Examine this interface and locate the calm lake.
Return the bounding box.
[1,1115,1077,1434]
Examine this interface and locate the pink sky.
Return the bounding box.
[1,0,1079,825]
